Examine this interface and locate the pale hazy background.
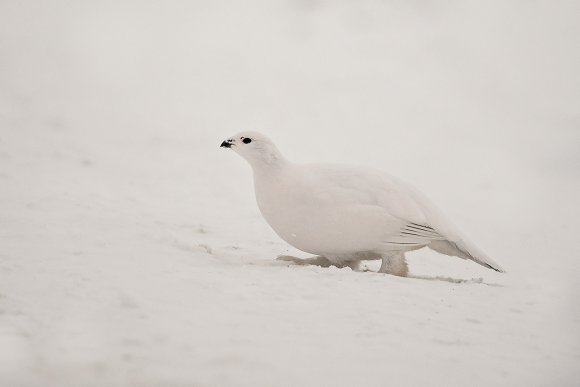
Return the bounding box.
[2,0,579,219]
[1,1,579,386]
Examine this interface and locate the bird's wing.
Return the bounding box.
[379,222,445,250]
[303,164,444,244]
[303,164,505,271]
[397,177,506,272]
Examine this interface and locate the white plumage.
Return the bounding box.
[220,131,504,276]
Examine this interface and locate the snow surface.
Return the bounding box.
[1,1,579,386]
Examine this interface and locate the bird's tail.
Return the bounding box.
[428,238,505,273]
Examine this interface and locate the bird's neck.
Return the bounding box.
[248,148,288,178]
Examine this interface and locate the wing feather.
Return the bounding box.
[380,222,444,249]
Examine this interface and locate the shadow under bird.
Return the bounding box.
[220,132,504,277]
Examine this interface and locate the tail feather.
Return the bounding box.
[428,239,505,273]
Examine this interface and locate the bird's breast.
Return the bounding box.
[253,174,387,255]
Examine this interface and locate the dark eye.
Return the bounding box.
[242,138,252,144]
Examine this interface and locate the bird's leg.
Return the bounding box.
[277,255,363,271]
[343,260,361,271]
[379,252,408,277]
[276,255,333,267]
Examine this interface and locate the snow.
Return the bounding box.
[1,1,579,386]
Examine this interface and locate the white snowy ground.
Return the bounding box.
[1,1,579,386]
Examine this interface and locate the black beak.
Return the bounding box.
[220,140,232,148]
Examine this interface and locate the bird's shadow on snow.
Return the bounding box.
[274,255,504,287]
[406,274,503,287]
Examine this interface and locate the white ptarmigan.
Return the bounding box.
[221,131,504,276]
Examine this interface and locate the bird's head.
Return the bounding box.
[220,131,286,169]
